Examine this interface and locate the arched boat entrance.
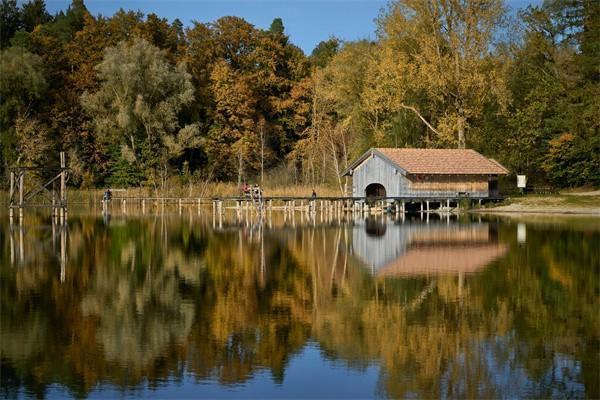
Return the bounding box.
[365,183,386,202]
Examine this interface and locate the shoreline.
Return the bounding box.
[472,208,600,216]
[473,193,600,216]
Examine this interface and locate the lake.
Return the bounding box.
[1,207,598,399]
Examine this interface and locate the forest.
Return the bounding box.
[0,0,598,191]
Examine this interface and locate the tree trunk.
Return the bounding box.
[260,124,264,187]
[457,113,466,149]
[130,135,137,161]
[237,150,243,189]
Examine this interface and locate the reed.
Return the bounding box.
[65,183,339,203]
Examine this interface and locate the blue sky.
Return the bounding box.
[45,0,543,54]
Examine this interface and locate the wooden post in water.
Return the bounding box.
[19,170,24,224]
[9,171,14,223]
[60,152,66,223]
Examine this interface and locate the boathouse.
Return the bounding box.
[342,148,508,198]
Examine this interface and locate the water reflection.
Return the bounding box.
[0,209,598,398]
[352,216,507,277]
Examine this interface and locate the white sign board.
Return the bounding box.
[517,175,527,188]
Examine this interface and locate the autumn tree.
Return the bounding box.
[294,41,375,190]
[374,0,508,148]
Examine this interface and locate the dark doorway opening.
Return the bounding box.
[488,178,499,197]
[365,183,386,200]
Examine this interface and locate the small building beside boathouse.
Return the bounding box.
[341,148,508,199]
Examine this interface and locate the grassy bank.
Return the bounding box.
[479,192,600,215]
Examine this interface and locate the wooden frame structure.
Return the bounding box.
[8,152,69,224]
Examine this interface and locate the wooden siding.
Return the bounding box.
[351,153,411,197]
[351,152,492,197]
[407,175,489,197]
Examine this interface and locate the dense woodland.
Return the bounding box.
[0,0,598,191]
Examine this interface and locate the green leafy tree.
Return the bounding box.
[82,38,198,190]
[310,37,340,68]
[0,0,21,48]
[20,0,51,32]
[269,17,284,35]
[0,46,47,171]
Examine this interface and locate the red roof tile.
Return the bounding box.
[375,148,508,175]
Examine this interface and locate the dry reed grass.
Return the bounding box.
[65,183,340,203]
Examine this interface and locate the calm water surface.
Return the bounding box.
[1,207,598,399]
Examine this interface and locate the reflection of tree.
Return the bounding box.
[0,216,598,398]
[185,228,312,384]
[309,222,599,398]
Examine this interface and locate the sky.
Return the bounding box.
[45,0,543,54]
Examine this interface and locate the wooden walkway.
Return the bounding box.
[103,195,504,215]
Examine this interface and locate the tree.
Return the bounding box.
[499,0,600,186]
[310,37,340,68]
[20,0,51,32]
[208,60,257,183]
[0,46,47,169]
[269,18,284,35]
[375,0,508,148]
[293,41,375,189]
[82,38,198,190]
[0,0,21,48]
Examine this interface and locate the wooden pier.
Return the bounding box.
[102,194,503,217]
[8,152,69,225]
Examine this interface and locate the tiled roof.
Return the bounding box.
[375,148,508,175]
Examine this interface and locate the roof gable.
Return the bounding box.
[341,148,408,176]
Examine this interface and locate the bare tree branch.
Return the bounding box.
[399,103,441,136]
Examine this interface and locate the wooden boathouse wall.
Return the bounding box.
[350,151,493,198]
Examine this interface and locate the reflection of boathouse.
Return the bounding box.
[352,218,507,277]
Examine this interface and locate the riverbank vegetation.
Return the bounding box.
[484,191,600,214]
[0,0,598,193]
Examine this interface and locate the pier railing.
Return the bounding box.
[99,194,504,215]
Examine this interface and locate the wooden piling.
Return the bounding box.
[9,171,14,221]
[19,171,24,224]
